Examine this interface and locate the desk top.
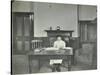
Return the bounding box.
[27,47,73,56]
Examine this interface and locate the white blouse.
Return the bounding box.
[54,40,66,49]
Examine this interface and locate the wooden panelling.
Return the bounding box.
[32,37,81,50]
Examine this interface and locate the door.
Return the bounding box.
[12,13,34,54]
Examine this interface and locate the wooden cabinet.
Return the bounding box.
[79,18,97,66]
[12,12,34,54]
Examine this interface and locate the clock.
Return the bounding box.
[56,26,61,30]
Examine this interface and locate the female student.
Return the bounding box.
[50,35,66,72]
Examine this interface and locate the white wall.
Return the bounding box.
[79,5,97,20]
[34,2,78,37]
[12,1,97,37]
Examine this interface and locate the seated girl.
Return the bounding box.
[50,35,66,72]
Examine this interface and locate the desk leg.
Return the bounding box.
[38,59,41,71]
[28,56,41,73]
[28,56,32,73]
[68,56,71,71]
[71,55,75,65]
[38,59,45,71]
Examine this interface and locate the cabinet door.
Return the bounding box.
[80,22,97,42]
[87,24,97,41]
[12,13,34,54]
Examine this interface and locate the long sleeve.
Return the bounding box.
[53,41,57,48]
[63,42,66,48]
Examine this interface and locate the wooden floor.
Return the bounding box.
[12,54,97,74]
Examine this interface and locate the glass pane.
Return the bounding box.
[24,16,30,36]
[16,16,23,36]
[17,41,22,51]
[87,25,97,41]
[25,41,30,51]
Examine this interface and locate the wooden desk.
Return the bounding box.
[27,50,73,73]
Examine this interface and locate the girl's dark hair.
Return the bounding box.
[56,35,62,38]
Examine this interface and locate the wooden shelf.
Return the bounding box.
[45,30,74,37]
